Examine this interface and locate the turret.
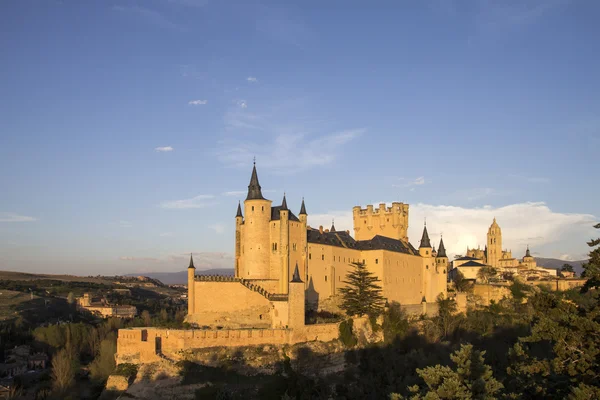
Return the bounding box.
[299,197,308,286]
[436,237,448,273]
[187,254,196,316]
[242,161,272,279]
[330,219,336,232]
[235,201,243,277]
[419,223,432,257]
[279,193,290,294]
[288,263,305,328]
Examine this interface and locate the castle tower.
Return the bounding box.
[436,236,448,273]
[242,162,272,279]
[235,201,243,278]
[187,254,195,316]
[279,193,290,294]
[419,222,433,302]
[288,263,305,328]
[418,223,432,257]
[299,198,307,285]
[352,202,409,242]
[487,218,502,268]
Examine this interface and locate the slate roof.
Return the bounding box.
[458,260,488,267]
[454,256,480,261]
[291,263,302,283]
[236,201,243,218]
[306,229,419,256]
[419,226,431,248]
[271,206,300,222]
[299,198,307,215]
[246,163,265,200]
[437,237,447,258]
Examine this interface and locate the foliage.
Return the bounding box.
[561,263,575,273]
[508,280,531,304]
[453,270,472,293]
[434,295,460,340]
[476,266,497,284]
[339,262,385,317]
[382,302,409,344]
[339,318,358,348]
[114,363,138,378]
[89,338,117,382]
[581,223,600,292]
[399,344,503,400]
[51,348,75,394]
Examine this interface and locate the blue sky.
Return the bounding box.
[1,0,598,274]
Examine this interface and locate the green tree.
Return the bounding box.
[89,338,117,382]
[382,302,410,344]
[561,263,575,273]
[51,348,75,394]
[453,270,471,292]
[339,261,385,317]
[141,310,152,326]
[395,344,503,400]
[66,292,75,305]
[476,266,497,284]
[581,223,600,292]
[434,294,460,339]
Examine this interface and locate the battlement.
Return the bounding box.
[353,202,408,216]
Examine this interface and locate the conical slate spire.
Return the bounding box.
[419,225,431,248]
[299,197,307,215]
[330,219,336,232]
[246,161,265,200]
[188,253,195,269]
[291,262,303,283]
[236,201,243,217]
[525,245,531,258]
[281,193,288,210]
[437,237,447,258]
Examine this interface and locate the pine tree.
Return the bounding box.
[339,261,385,317]
[581,223,600,293]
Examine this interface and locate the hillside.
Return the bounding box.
[536,258,587,275]
[126,268,234,285]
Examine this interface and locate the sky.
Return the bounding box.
[1,0,599,275]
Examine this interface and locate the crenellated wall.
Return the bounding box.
[353,202,409,242]
[116,324,339,364]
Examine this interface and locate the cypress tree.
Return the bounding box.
[339,261,385,317]
[581,223,600,292]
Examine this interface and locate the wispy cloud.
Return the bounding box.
[308,202,596,261]
[222,190,246,197]
[0,212,36,222]
[237,100,248,109]
[160,194,216,209]
[155,146,174,152]
[209,223,225,234]
[188,99,208,105]
[247,77,258,83]
[112,5,181,31]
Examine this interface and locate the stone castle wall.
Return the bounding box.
[116,324,339,364]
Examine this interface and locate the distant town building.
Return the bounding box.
[77,293,136,318]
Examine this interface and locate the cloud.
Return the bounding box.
[119,256,160,262]
[393,177,426,188]
[0,212,36,222]
[160,194,216,209]
[237,100,248,109]
[155,146,174,152]
[188,99,208,105]
[112,5,181,31]
[247,77,258,83]
[222,190,246,197]
[307,202,596,261]
[209,224,225,234]
[119,220,132,228]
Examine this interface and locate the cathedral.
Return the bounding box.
[186,163,448,328]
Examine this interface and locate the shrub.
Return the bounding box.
[338,319,357,348]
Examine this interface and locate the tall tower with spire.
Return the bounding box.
[235,201,243,277]
[487,218,502,268]
[187,254,196,316]
[241,161,272,279]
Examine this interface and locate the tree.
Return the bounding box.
[581,223,600,293]
[141,310,152,326]
[561,263,574,273]
[435,294,460,339]
[51,348,75,394]
[394,344,503,400]
[476,266,497,284]
[339,261,385,317]
[382,302,410,344]
[453,270,471,292]
[67,292,75,305]
[89,339,117,382]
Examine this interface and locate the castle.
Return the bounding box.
[450,219,557,280]
[185,163,448,329]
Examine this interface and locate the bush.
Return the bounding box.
[114,363,138,378]
[382,302,409,343]
[338,319,357,348]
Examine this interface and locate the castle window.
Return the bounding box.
[362,259,365,264]
[375,259,379,264]
[252,206,254,211]
[293,243,297,251]
[325,275,328,282]
[262,206,264,211]
[426,251,429,255]
[387,218,389,222]
[443,269,446,273]
[309,253,311,260]
[426,265,429,269]
[321,255,324,261]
